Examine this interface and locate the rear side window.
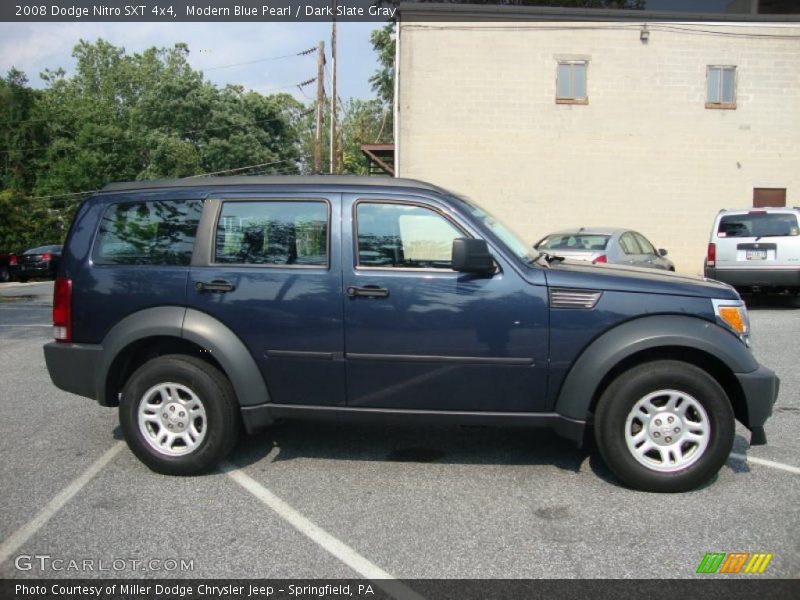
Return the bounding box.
[538,234,609,251]
[718,213,799,238]
[94,200,202,266]
[215,201,328,266]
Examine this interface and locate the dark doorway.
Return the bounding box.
[753,188,786,208]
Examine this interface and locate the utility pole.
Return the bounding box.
[329,1,337,174]
[314,41,325,174]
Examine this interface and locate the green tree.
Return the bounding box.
[0,69,45,192]
[0,39,311,251]
[338,99,393,175]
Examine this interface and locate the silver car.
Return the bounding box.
[704,207,800,294]
[534,228,675,271]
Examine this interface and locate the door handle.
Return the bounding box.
[347,285,389,298]
[195,280,235,293]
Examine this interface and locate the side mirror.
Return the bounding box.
[452,238,495,274]
[658,248,668,257]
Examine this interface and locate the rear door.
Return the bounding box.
[187,193,345,406]
[341,193,549,413]
[715,210,800,269]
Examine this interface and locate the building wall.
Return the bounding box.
[397,20,800,274]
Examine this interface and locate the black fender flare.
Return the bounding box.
[97,306,269,408]
[554,315,757,421]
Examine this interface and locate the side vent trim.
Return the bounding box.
[549,288,602,309]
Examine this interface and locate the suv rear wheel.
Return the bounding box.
[120,355,240,475]
[594,360,734,493]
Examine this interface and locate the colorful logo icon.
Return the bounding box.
[696,552,773,574]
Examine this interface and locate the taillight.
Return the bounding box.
[9,255,17,266]
[41,253,52,261]
[593,255,608,264]
[707,243,716,267]
[53,277,72,342]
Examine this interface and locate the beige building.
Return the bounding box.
[394,4,800,273]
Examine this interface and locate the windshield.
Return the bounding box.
[537,234,610,251]
[451,194,537,263]
[718,213,799,238]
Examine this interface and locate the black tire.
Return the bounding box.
[17,275,29,283]
[119,354,240,475]
[594,360,734,493]
[0,267,9,283]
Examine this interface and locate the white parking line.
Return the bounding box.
[223,464,425,600]
[0,442,125,565]
[729,453,800,475]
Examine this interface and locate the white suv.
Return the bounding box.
[705,207,800,294]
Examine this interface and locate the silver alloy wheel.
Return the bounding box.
[137,382,207,457]
[624,389,710,473]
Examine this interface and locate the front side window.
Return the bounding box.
[94,200,202,266]
[632,232,657,256]
[215,201,328,266]
[707,66,736,109]
[619,232,642,255]
[556,61,588,104]
[356,202,464,269]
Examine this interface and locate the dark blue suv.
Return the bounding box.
[44,177,779,492]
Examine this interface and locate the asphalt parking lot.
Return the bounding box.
[0,281,798,581]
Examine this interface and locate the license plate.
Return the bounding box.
[746,250,767,260]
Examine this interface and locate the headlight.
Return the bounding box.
[712,298,750,346]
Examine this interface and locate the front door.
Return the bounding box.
[342,194,549,412]
[187,194,345,406]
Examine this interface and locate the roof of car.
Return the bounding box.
[718,207,799,215]
[546,228,627,236]
[101,175,448,194]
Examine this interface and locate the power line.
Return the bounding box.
[187,157,308,178]
[27,189,98,201]
[26,156,313,200]
[200,47,317,72]
[0,109,313,156]
[405,23,800,39]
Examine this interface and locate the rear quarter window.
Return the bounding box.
[93,199,203,266]
[717,213,799,238]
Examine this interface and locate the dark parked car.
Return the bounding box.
[535,228,675,271]
[43,177,779,492]
[9,244,62,281]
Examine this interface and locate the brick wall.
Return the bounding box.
[397,21,800,274]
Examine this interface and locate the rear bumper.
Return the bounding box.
[735,364,780,445]
[705,266,800,289]
[43,341,104,403]
[10,264,55,278]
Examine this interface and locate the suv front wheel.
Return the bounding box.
[594,360,734,493]
[120,355,240,475]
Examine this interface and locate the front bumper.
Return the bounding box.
[735,364,780,445]
[43,341,104,403]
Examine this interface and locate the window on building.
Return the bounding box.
[556,61,588,104]
[706,66,737,109]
